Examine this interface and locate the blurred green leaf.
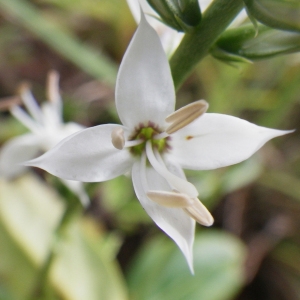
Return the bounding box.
[0,0,118,85]
[244,0,300,32]
[101,175,155,230]
[259,170,300,202]
[127,230,246,300]
[0,174,128,300]
[211,24,300,61]
[222,156,263,193]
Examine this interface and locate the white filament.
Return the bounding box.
[145,141,198,197]
[10,105,41,135]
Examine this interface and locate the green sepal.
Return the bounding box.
[244,0,300,33]
[176,0,202,27]
[147,0,183,31]
[211,24,300,61]
[211,47,253,64]
[146,0,201,32]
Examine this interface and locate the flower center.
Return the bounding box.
[130,125,169,156]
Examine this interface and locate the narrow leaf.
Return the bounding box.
[244,0,300,32]
[211,24,300,61]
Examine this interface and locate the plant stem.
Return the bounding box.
[170,0,245,89]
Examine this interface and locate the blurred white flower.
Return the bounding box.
[126,0,248,54]
[0,71,89,207]
[26,15,291,272]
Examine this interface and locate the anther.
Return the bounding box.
[184,198,214,226]
[147,190,193,207]
[0,96,21,111]
[111,127,125,150]
[47,70,61,104]
[165,100,208,134]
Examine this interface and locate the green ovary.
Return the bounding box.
[130,127,167,156]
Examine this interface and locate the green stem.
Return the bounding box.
[28,200,80,299]
[170,0,245,89]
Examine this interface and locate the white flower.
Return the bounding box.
[127,0,248,54]
[0,71,89,207]
[25,15,291,272]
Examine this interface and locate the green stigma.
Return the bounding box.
[130,126,167,156]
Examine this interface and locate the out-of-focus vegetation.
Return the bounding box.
[0,1,299,299]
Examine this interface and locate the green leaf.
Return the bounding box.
[0,0,118,86]
[259,170,300,202]
[0,174,128,300]
[127,230,246,300]
[244,0,300,32]
[222,156,263,193]
[211,24,300,61]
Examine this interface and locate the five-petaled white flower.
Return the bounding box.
[0,71,89,207]
[25,14,291,272]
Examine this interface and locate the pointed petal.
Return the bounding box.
[126,0,183,54]
[116,12,175,129]
[0,134,41,178]
[26,124,135,182]
[19,84,43,124]
[169,113,293,170]
[132,159,195,272]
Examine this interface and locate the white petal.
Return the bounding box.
[41,102,61,130]
[19,85,43,124]
[115,11,175,129]
[0,134,41,178]
[126,0,183,54]
[25,124,135,182]
[132,159,195,273]
[169,113,293,170]
[39,122,85,151]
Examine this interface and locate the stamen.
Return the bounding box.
[184,198,214,226]
[18,83,43,124]
[0,96,21,111]
[124,139,144,147]
[140,152,149,191]
[10,105,41,135]
[165,100,208,134]
[111,127,125,150]
[153,132,169,140]
[47,70,61,105]
[147,190,193,207]
[146,141,198,198]
[47,70,62,118]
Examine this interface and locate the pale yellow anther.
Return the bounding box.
[184,198,214,226]
[18,82,31,96]
[147,190,193,208]
[111,127,125,150]
[0,96,22,111]
[47,70,60,104]
[165,100,208,134]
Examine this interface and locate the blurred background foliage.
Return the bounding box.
[0,0,299,299]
